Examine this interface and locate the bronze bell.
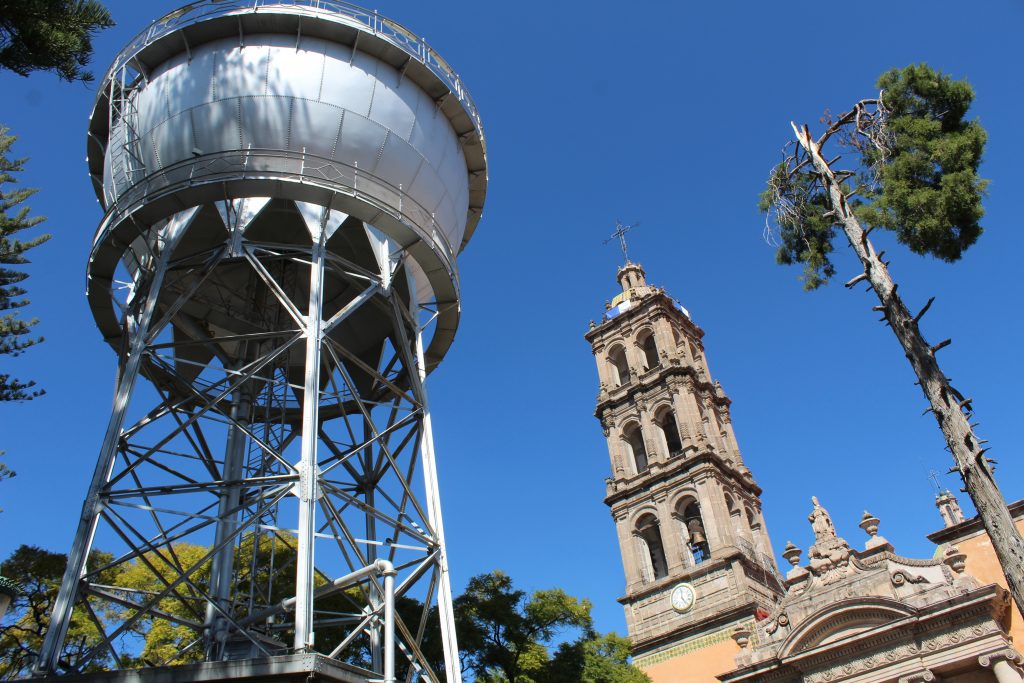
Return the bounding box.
[687,517,707,546]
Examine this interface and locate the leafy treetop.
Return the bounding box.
[761,63,987,290]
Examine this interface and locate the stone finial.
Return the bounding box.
[782,541,808,582]
[942,545,967,575]
[782,541,802,567]
[731,625,754,668]
[859,510,890,550]
[731,625,752,649]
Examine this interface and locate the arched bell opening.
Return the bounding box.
[623,423,648,475]
[678,499,711,564]
[635,513,668,582]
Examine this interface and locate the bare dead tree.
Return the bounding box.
[766,95,1024,612]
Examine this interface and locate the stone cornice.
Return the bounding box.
[629,600,764,656]
[585,291,704,345]
[605,451,762,509]
[595,362,731,416]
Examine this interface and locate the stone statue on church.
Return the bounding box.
[809,496,837,542]
[806,496,852,583]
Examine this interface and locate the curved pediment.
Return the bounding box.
[778,597,916,658]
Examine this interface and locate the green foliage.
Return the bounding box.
[0,129,49,401]
[545,632,651,683]
[454,570,646,682]
[858,64,988,260]
[0,0,114,83]
[760,163,837,290]
[113,541,212,666]
[761,63,988,288]
[0,545,115,680]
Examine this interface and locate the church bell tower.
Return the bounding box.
[585,262,784,680]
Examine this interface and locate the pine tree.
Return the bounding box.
[0,0,114,83]
[0,129,49,402]
[761,63,1024,613]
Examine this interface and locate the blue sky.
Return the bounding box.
[1,0,1022,640]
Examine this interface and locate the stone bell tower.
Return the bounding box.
[585,263,784,681]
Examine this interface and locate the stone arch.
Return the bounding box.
[621,421,648,475]
[607,344,630,386]
[778,598,916,657]
[653,404,683,457]
[674,494,710,564]
[636,327,659,372]
[634,512,669,582]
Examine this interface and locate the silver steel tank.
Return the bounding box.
[40,3,487,680]
[86,0,487,368]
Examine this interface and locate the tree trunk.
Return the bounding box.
[792,123,1024,613]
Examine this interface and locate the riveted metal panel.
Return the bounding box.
[320,42,374,116]
[212,44,270,102]
[190,100,242,154]
[373,132,424,195]
[268,44,326,102]
[336,112,388,172]
[148,112,195,171]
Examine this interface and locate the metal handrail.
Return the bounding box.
[99,0,484,143]
[94,146,459,267]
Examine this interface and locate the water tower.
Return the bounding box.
[37,3,486,682]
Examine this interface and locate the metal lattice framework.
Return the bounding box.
[38,200,461,682]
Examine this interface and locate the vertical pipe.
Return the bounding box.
[205,369,251,658]
[294,231,325,652]
[37,256,169,673]
[383,564,395,683]
[413,325,462,683]
[365,420,382,673]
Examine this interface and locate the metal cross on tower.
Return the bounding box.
[604,221,640,263]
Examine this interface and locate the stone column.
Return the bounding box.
[615,514,643,593]
[670,385,697,452]
[980,650,1024,683]
[679,381,711,451]
[655,494,687,573]
[651,315,676,364]
[694,476,727,552]
[593,344,611,389]
[703,480,737,552]
[603,418,626,479]
[637,403,660,466]
[719,409,745,467]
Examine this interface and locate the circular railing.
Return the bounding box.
[99,0,484,148]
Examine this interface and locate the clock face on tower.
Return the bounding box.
[670,582,696,612]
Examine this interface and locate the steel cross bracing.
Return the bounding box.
[38,200,462,683]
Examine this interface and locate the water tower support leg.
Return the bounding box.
[294,233,326,653]
[36,254,169,673]
[412,314,462,683]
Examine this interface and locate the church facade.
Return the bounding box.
[586,263,1024,683]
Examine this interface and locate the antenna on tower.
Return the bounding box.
[604,220,640,263]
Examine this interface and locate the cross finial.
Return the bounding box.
[928,469,943,494]
[604,220,640,263]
